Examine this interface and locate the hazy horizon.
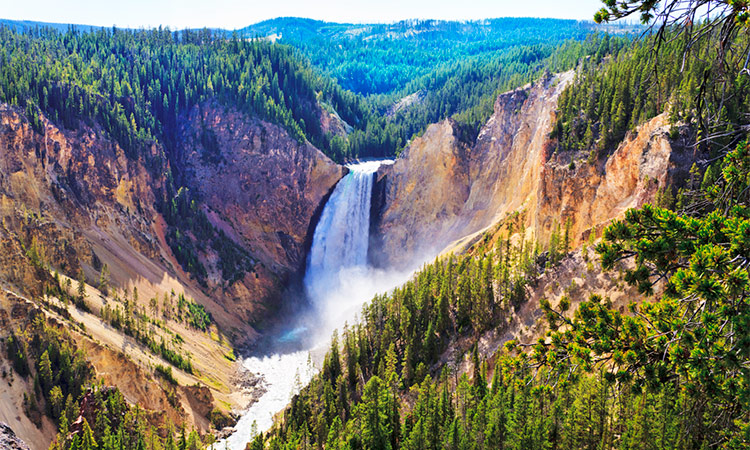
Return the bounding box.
[1,0,604,30]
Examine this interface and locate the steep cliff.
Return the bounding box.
[369,118,471,266]
[0,99,343,333]
[0,100,344,443]
[371,72,696,269]
[177,102,345,280]
[172,102,345,327]
[0,103,164,301]
[371,72,570,267]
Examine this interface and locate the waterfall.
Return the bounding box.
[304,160,382,305]
[216,160,406,450]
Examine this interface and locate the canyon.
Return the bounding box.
[0,69,697,449]
[0,99,344,446]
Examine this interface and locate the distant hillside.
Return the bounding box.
[0,18,101,32]
[234,17,640,161]
[238,17,618,96]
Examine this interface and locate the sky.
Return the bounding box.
[0,0,604,30]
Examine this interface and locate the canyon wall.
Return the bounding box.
[175,102,345,326]
[0,101,344,442]
[371,72,697,269]
[0,101,343,334]
[177,102,345,278]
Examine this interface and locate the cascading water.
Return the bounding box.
[216,160,416,450]
[304,160,380,311]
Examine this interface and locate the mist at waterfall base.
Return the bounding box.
[217,160,424,450]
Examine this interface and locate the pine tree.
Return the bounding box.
[98,264,110,296]
[80,418,98,450]
[77,269,87,302]
[360,376,392,450]
[38,350,53,393]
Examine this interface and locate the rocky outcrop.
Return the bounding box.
[534,113,695,246]
[372,72,696,269]
[80,340,187,428]
[0,423,31,450]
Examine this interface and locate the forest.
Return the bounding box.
[0,18,619,163]
[241,18,637,159]
[0,25,369,160]
[552,29,750,161]
[239,18,607,95]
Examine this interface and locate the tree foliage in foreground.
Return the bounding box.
[552,24,749,158]
[533,140,750,446]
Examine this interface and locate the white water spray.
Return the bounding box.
[304,160,380,305]
[217,160,423,450]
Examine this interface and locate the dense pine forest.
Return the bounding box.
[240,18,635,158]
[552,30,750,159]
[239,18,604,95]
[0,19,615,163]
[0,25,369,160]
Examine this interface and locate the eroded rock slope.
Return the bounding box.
[371,72,697,269]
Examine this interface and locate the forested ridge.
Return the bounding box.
[0,20,624,164]
[239,18,608,96]
[0,25,369,161]
[552,28,750,161]
[241,18,637,159]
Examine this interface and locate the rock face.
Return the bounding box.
[0,423,31,450]
[534,113,694,245]
[0,101,343,333]
[372,71,696,269]
[371,73,570,268]
[175,102,345,323]
[0,102,163,300]
[370,118,470,266]
[177,102,345,278]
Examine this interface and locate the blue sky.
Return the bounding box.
[1,0,605,29]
